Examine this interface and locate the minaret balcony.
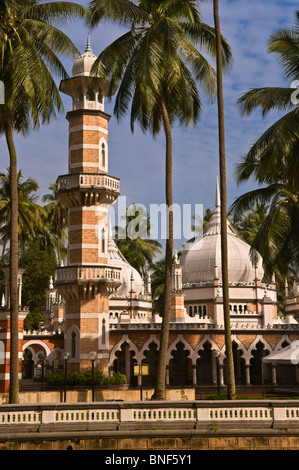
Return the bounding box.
[57,173,120,207]
[55,265,122,286]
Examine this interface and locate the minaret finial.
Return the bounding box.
[86,33,92,52]
[215,177,220,209]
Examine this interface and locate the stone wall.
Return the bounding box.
[1,432,299,450]
[0,387,195,404]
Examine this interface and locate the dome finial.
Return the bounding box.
[215,177,220,208]
[86,33,92,53]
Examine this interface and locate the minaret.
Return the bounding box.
[55,37,121,372]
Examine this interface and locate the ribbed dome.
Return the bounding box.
[72,35,97,77]
[181,181,264,284]
[108,237,143,296]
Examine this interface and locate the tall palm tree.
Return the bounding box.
[213,0,235,399]
[0,0,87,404]
[0,169,44,256]
[42,182,68,266]
[88,0,232,400]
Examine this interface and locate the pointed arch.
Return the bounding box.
[109,334,140,366]
[99,137,108,172]
[167,334,194,365]
[140,335,160,361]
[65,325,80,362]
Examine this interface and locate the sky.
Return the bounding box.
[0,0,298,250]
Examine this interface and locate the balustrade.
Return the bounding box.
[57,173,120,192]
[55,266,121,284]
[1,401,299,431]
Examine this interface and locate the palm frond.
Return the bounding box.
[88,0,149,27]
[237,87,296,117]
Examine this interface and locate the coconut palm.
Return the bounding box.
[88,0,232,400]
[231,10,299,285]
[0,169,44,256]
[213,0,235,399]
[236,10,299,190]
[0,0,87,403]
[232,202,268,246]
[42,183,68,266]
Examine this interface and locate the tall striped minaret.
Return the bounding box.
[55,38,121,372]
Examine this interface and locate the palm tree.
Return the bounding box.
[236,10,299,192]
[0,169,44,257]
[0,0,87,404]
[114,204,162,277]
[213,0,235,399]
[88,0,232,400]
[232,202,268,246]
[231,10,299,285]
[42,183,68,266]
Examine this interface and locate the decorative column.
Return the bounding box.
[192,364,197,386]
[245,363,251,386]
[55,39,121,373]
[170,251,185,323]
[271,363,277,385]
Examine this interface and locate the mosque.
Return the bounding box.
[1,39,299,393]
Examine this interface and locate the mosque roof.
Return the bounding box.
[107,231,143,297]
[180,180,264,284]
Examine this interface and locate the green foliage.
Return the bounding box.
[45,369,127,387]
[114,204,162,277]
[20,240,57,329]
[206,393,228,400]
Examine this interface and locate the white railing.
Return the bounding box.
[55,266,121,283]
[57,173,120,193]
[1,401,299,430]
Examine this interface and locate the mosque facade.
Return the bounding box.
[1,41,299,393]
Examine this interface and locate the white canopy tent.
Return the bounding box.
[262,342,299,394]
[262,341,299,366]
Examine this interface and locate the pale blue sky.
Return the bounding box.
[0,0,298,247]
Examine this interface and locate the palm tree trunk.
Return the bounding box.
[213,0,236,400]
[152,97,173,400]
[5,121,19,404]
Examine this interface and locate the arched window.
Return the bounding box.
[71,331,76,358]
[101,228,106,253]
[189,306,193,317]
[198,305,202,318]
[102,142,105,167]
[193,305,197,315]
[102,319,106,345]
[203,305,207,317]
[86,87,95,101]
[77,86,83,102]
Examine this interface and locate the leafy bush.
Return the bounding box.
[45,369,127,387]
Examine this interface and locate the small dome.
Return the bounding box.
[107,237,143,296]
[72,35,97,77]
[181,181,264,284]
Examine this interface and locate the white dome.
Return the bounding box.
[107,237,143,296]
[72,36,97,77]
[181,182,264,284]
